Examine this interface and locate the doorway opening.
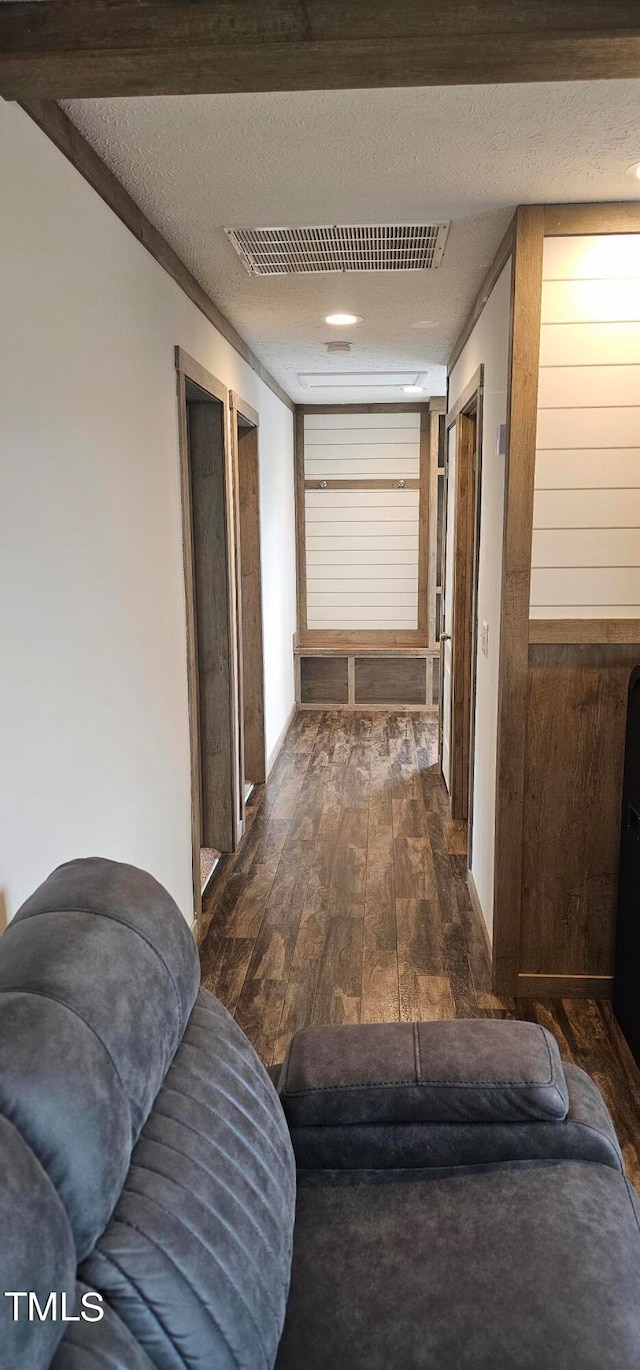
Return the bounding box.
[176,349,242,936]
[231,392,266,804]
[440,368,483,851]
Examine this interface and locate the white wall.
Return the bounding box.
[531,234,640,617]
[448,260,513,940]
[0,103,296,924]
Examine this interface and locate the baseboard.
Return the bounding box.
[466,868,493,962]
[266,701,296,777]
[517,973,613,999]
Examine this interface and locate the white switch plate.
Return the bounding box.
[481,621,489,657]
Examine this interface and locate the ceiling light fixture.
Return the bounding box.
[325,313,362,326]
[625,162,640,181]
[403,384,424,394]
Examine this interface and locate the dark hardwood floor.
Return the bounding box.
[200,708,640,1186]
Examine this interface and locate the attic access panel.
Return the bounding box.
[225,223,450,275]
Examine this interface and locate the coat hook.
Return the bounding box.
[320,480,328,489]
[397,479,406,489]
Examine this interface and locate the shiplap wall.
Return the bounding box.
[531,233,640,618]
[304,411,421,629]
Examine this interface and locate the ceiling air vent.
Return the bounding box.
[225,223,450,276]
[326,340,352,354]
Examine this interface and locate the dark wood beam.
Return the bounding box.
[2,2,640,99]
[19,100,294,413]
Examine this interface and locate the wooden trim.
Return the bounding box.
[233,393,260,429]
[294,409,307,633]
[304,478,419,491]
[417,408,430,639]
[529,619,640,645]
[175,366,203,939]
[22,101,294,412]
[228,394,246,828]
[543,203,640,236]
[231,392,267,786]
[176,347,227,404]
[176,352,242,884]
[466,383,484,860]
[467,869,492,963]
[493,206,545,995]
[297,629,429,647]
[445,366,484,429]
[6,5,640,99]
[294,642,437,658]
[427,410,442,650]
[347,656,356,705]
[449,409,477,821]
[517,973,613,999]
[449,220,516,371]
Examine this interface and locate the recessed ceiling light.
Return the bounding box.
[403,385,424,394]
[625,162,640,181]
[325,313,362,326]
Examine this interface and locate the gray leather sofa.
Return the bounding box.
[0,858,639,1369]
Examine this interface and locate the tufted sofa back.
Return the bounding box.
[0,859,295,1370]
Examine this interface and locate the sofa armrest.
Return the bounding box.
[278,1020,623,1174]
[279,1019,569,1127]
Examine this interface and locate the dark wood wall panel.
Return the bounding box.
[520,643,640,979]
[355,657,426,705]
[301,656,349,704]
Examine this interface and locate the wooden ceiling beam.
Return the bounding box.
[1,2,640,100]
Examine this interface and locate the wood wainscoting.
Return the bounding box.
[294,640,439,712]
[517,636,640,997]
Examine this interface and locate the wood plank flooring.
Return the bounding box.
[200,709,640,1187]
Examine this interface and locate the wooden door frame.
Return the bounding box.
[175,346,241,938]
[444,367,484,823]
[231,391,267,790]
[295,401,432,649]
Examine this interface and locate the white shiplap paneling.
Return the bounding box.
[305,411,420,430]
[536,407,640,450]
[304,412,421,629]
[541,278,640,325]
[542,235,640,282]
[538,365,640,409]
[535,449,640,490]
[539,321,640,368]
[534,488,640,529]
[532,527,640,568]
[531,567,640,606]
[531,233,640,619]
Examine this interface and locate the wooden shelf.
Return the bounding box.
[294,641,436,658]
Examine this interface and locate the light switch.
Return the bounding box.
[481,621,489,657]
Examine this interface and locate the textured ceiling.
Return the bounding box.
[64,81,640,404]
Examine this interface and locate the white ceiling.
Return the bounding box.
[63,81,640,405]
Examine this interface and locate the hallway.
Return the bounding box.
[200,710,640,1186]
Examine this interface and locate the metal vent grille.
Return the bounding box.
[225,223,449,275]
